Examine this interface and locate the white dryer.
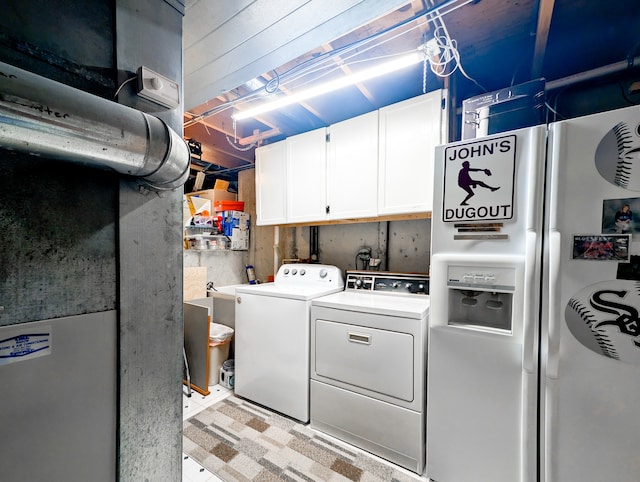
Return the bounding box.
[310,271,429,474]
[234,264,343,423]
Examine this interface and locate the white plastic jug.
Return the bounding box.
[219,365,234,389]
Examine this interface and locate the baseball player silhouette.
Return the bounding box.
[458,160,499,205]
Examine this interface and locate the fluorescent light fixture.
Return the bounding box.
[232,51,423,121]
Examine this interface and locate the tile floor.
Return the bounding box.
[181,385,427,482]
[182,384,231,482]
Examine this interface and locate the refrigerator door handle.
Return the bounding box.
[546,230,562,379]
[523,230,537,374]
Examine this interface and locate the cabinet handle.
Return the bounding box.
[348,332,371,344]
[326,205,330,214]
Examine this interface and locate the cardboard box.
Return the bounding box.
[183,196,211,226]
[189,188,237,204]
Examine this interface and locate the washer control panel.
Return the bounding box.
[275,264,343,287]
[345,271,429,295]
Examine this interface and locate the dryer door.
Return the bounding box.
[314,319,414,402]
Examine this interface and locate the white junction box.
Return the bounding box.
[137,66,180,109]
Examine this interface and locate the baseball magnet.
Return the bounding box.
[565,280,640,365]
[595,121,640,191]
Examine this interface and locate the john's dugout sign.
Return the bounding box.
[442,135,516,222]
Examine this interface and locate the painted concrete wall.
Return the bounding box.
[244,214,431,281]
[300,219,431,274]
[234,163,431,281]
[322,219,431,273]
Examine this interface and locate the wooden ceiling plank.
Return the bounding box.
[250,71,327,122]
[314,1,429,104]
[238,128,282,146]
[198,145,251,170]
[320,42,376,104]
[531,0,556,79]
[184,0,409,109]
[184,122,255,163]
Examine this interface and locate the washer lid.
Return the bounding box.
[235,283,344,301]
[311,290,430,318]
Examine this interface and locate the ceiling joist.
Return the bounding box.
[531,0,556,79]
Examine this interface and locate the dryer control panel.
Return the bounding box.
[345,271,429,295]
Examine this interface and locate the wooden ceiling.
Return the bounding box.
[182,0,640,190]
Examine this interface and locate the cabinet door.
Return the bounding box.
[286,128,327,223]
[255,141,287,225]
[378,90,448,215]
[326,110,378,220]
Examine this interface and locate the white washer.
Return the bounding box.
[234,264,343,422]
[310,271,429,474]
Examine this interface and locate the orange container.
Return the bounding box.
[214,200,244,212]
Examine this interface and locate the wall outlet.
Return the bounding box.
[136,66,180,109]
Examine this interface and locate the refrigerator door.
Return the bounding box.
[431,125,547,256]
[428,254,531,482]
[542,105,640,482]
[428,125,545,482]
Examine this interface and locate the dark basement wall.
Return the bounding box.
[0,2,117,325]
[0,156,117,322]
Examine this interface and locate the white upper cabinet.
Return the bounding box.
[286,128,328,223]
[326,110,379,220]
[255,141,287,226]
[378,90,448,215]
[254,91,448,225]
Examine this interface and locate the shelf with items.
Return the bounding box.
[184,233,230,251]
[184,224,218,235]
[184,211,250,251]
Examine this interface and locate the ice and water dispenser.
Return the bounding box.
[446,265,515,333]
[428,259,528,482]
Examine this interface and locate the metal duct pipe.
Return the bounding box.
[0,61,189,191]
[546,56,640,91]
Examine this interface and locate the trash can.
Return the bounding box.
[208,323,234,386]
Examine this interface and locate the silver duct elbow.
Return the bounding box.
[0,61,190,191]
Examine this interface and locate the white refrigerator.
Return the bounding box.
[428,104,640,482]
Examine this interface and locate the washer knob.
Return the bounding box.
[292,269,298,275]
[319,268,327,278]
[355,279,363,288]
[284,268,290,275]
[300,269,306,276]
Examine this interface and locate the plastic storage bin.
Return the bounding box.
[214,200,244,212]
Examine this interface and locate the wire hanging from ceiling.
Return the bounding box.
[225,117,258,151]
[423,0,486,92]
